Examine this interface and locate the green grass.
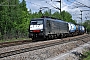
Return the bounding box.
[0,38,31,43]
[84,56,90,60]
[81,51,90,60]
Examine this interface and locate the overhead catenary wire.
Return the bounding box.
[0,0,16,6]
[45,1,60,10]
[38,0,59,9]
[26,1,42,7]
[67,0,84,6]
[0,0,8,5]
[26,0,54,12]
[28,0,62,14]
[50,0,59,9]
[67,0,90,23]
[75,0,90,8]
[38,0,61,11]
[67,0,85,8]
[67,0,90,8]
[61,2,74,9]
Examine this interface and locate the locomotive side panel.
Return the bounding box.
[59,22,69,33]
[45,19,69,36]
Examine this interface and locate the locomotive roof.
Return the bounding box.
[31,16,62,20]
[31,17,63,21]
[31,17,67,23]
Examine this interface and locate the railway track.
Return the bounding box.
[0,34,90,58]
[0,40,32,48]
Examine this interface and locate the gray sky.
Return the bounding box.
[25,0,90,23]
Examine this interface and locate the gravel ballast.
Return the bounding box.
[0,40,90,60]
[0,34,90,60]
[0,41,78,60]
[47,42,90,60]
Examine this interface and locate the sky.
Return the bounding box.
[24,0,90,23]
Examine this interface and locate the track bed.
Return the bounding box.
[0,34,90,59]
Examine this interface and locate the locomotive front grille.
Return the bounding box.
[29,30,44,38]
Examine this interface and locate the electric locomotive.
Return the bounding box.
[29,17,69,41]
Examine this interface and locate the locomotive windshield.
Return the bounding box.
[30,19,43,25]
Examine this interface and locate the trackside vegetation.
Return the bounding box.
[80,51,90,60]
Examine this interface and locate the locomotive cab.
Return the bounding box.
[29,19,45,39]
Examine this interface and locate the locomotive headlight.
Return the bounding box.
[41,29,43,31]
[30,30,33,32]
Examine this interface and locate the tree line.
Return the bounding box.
[0,0,89,40]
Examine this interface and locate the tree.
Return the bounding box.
[43,11,51,17]
[83,20,90,32]
[0,0,23,39]
[52,11,61,19]
[15,0,30,38]
[20,0,27,11]
[60,11,76,24]
[0,0,9,39]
